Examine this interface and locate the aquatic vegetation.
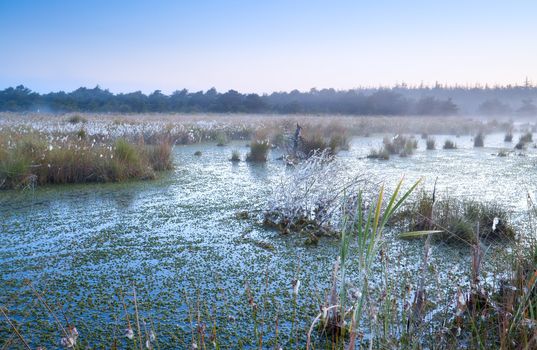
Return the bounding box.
[2,113,537,349]
[144,141,173,171]
[246,139,270,162]
[520,131,533,144]
[368,135,418,159]
[382,134,418,156]
[474,132,485,147]
[515,132,533,150]
[426,136,436,150]
[367,147,390,160]
[215,131,229,146]
[443,139,457,149]
[395,192,515,244]
[0,131,173,189]
[299,132,329,157]
[230,149,241,162]
[497,149,510,157]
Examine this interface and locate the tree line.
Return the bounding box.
[1,84,536,116]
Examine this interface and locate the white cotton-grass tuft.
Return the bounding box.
[492,217,499,231]
[124,327,134,339]
[292,279,300,296]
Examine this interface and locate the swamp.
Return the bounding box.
[0,113,535,349]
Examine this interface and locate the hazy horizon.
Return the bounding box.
[1,0,536,94]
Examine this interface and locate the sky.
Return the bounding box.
[1,0,536,94]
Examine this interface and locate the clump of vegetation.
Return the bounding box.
[329,134,349,153]
[497,149,509,157]
[144,141,173,171]
[285,124,349,162]
[382,135,418,156]
[368,135,418,159]
[520,132,533,143]
[394,192,515,244]
[399,139,417,157]
[426,137,436,150]
[367,147,390,160]
[246,139,270,162]
[194,150,202,156]
[67,114,87,124]
[0,132,173,189]
[300,132,328,157]
[504,130,513,142]
[230,149,241,162]
[515,132,533,150]
[299,132,348,158]
[215,132,228,146]
[443,139,457,149]
[474,132,485,147]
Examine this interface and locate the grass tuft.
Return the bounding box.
[443,139,457,149]
[246,139,270,162]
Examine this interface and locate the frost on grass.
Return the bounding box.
[263,150,368,239]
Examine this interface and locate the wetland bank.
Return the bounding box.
[0,114,536,349]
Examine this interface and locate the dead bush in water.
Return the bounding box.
[263,150,365,241]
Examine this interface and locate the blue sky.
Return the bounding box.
[1,0,536,94]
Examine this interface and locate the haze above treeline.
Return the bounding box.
[2,83,537,116]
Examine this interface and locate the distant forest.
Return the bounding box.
[1,84,537,116]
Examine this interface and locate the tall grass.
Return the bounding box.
[394,192,515,244]
[515,132,533,150]
[443,139,457,149]
[368,135,418,159]
[474,132,485,147]
[504,131,513,142]
[308,179,420,348]
[246,139,270,162]
[0,132,173,189]
[230,149,241,162]
[426,136,436,150]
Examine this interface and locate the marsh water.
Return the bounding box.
[1,133,535,347]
